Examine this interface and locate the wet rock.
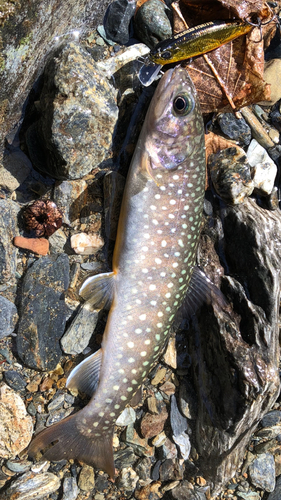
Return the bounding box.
[61,304,99,355]
[208,146,254,204]
[261,410,281,428]
[170,394,188,437]
[104,0,136,44]
[134,0,172,48]
[248,453,275,492]
[141,404,168,439]
[117,466,139,492]
[1,148,32,192]
[247,139,277,195]
[78,464,95,491]
[62,476,79,500]
[0,199,20,284]
[103,171,126,241]
[17,253,69,371]
[0,384,33,459]
[217,113,251,146]
[4,370,26,392]
[0,296,18,339]
[159,459,184,482]
[116,407,136,426]
[26,42,118,180]
[2,471,61,500]
[70,232,104,254]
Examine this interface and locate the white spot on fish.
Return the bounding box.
[145,339,151,345]
[142,268,148,273]
[127,342,134,348]
[93,422,99,427]
[149,284,156,291]
[172,262,178,268]
[128,357,135,363]
[155,194,161,199]
[170,199,176,205]
[140,351,147,357]
[161,240,167,247]
[142,246,148,252]
[178,239,184,247]
[139,314,146,321]
[155,258,162,265]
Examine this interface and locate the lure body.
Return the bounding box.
[29,67,206,477]
[149,20,252,65]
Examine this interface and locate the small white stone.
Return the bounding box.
[247,139,277,195]
[70,232,104,255]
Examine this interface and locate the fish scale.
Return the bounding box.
[28,66,206,477]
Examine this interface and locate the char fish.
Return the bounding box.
[28,66,206,477]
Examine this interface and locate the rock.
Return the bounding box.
[1,148,32,192]
[162,336,177,369]
[70,232,104,254]
[170,394,188,437]
[268,475,281,500]
[173,432,191,460]
[114,446,138,469]
[2,471,61,500]
[116,407,136,426]
[159,459,184,482]
[0,296,18,339]
[78,464,95,491]
[46,407,73,426]
[117,466,139,492]
[179,379,197,420]
[62,476,79,500]
[262,59,281,105]
[122,423,154,457]
[17,253,69,371]
[248,453,275,492]
[261,410,281,428]
[237,491,261,500]
[152,431,167,448]
[4,371,26,392]
[135,457,153,486]
[170,480,198,500]
[140,405,168,439]
[247,139,277,195]
[53,179,88,225]
[208,146,254,204]
[13,236,49,256]
[161,437,178,460]
[0,384,33,459]
[135,481,163,500]
[61,304,99,355]
[47,393,65,412]
[217,113,251,146]
[134,0,172,49]
[6,459,32,474]
[159,380,175,396]
[103,0,136,44]
[151,367,167,385]
[0,199,20,284]
[26,42,118,180]
[49,229,68,254]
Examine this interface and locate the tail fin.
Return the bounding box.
[28,410,115,478]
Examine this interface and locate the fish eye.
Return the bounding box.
[173,94,194,115]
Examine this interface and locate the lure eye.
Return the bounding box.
[173,94,194,115]
[161,50,172,60]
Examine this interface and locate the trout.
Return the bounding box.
[28,66,206,477]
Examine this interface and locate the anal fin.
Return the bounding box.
[79,271,115,309]
[28,410,115,478]
[66,349,102,397]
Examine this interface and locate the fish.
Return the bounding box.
[139,20,252,86]
[28,66,206,478]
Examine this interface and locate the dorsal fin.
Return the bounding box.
[79,271,115,309]
[66,349,102,397]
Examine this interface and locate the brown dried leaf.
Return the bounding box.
[205,131,235,161]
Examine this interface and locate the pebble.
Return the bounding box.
[262,59,281,105]
[179,379,197,420]
[261,410,281,427]
[159,380,175,396]
[49,229,68,254]
[151,367,167,385]
[170,394,188,437]
[47,393,65,411]
[70,232,104,254]
[217,113,251,146]
[0,384,33,459]
[0,295,18,339]
[169,480,196,500]
[268,475,281,500]
[26,43,118,180]
[237,491,261,500]
[173,431,191,460]
[140,404,168,438]
[4,370,26,392]
[248,453,276,492]
[240,107,275,150]
[134,0,172,48]
[161,437,178,460]
[114,446,138,469]
[116,406,136,426]
[2,471,61,500]
[135,481,163,500]
[16,253,69,371]
[162,336,177,369]
[13,236,49,256]
[247,139,277,195]
[78,464,95,491]
[6,459,32,474]
[122,423,154,456]
[117,466,139,492]
[209,146,254,204]
[135,457,153,486]
[152,431,167,448]
[103,0,136,44]
[46,407,73,426]
[159,459,184,482]
[62,476,79,500]
[0,199,20,284]
[53,179,88,226]
[61,303,99,354]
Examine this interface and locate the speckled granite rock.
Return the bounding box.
[0,199,20,284]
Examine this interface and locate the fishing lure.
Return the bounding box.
[139,20,252,86]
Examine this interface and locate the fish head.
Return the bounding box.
[145,66,205,173]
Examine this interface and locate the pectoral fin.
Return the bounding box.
[80,271,115,309]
